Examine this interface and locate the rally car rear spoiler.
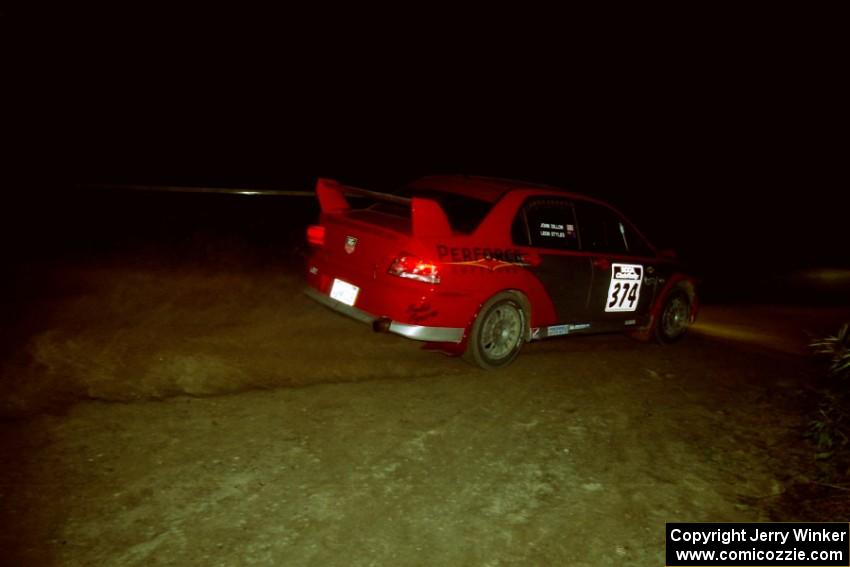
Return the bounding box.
[316,178,451,238]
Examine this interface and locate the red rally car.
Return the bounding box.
[304,175,698,369]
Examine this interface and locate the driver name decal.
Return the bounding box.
[605,263,643,312]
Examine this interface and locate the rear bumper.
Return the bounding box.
[304,287,465,343]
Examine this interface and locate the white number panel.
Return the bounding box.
[605,263,643,312]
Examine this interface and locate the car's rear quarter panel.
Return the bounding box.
[418,190,562,331]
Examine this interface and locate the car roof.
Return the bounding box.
[405,174,657,251]
[406,175,565,204]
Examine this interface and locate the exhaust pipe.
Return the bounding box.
[372,317,392,333]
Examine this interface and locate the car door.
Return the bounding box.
[573,200,659,331]
[512,197,594,325]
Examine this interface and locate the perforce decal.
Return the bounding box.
[605,263,643,312]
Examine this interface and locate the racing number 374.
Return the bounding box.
[605,264,643,312]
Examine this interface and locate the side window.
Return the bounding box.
[512,198,579,250]
[620,220,654,257]
[574,201,653,256]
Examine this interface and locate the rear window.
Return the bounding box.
[370,188,493,234]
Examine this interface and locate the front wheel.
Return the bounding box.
[463,292,527,369]
[654,290,691,344]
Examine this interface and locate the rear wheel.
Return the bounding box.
[464,292,527,369]
[655,290,691,343]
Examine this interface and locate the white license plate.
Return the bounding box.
[329,278,359,306]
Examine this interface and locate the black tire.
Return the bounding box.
[463,292,527,369]
[654,290,691,344]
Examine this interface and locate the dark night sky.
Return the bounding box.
[6,11,848,274]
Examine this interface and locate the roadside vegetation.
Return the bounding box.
[809,324,850,461]
[795,323,850,517]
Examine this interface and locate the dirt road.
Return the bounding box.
[0,265,835,566]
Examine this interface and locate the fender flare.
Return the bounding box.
[630,274,699,341]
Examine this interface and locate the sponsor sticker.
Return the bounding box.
[544,323,590,337]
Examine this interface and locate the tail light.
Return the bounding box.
[388,255,441,284]
[307,225,325,246]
